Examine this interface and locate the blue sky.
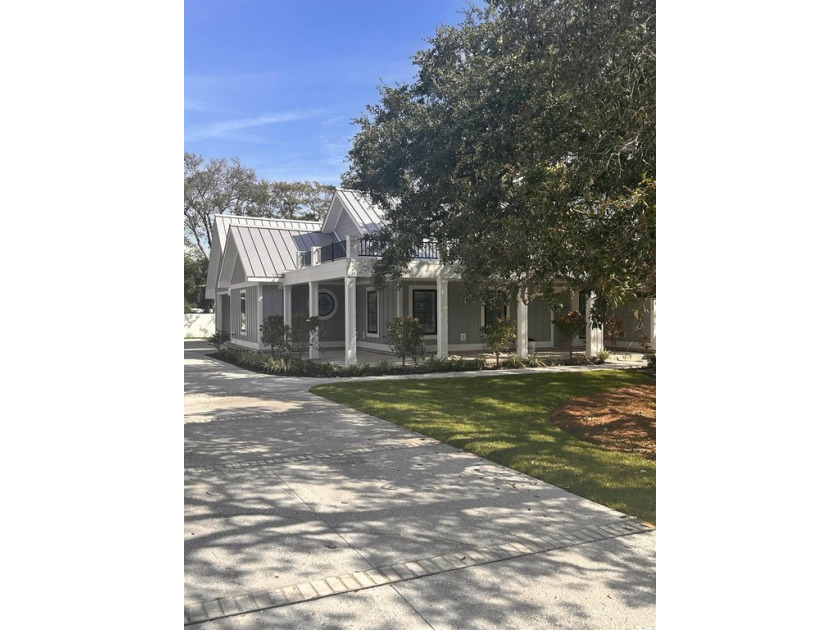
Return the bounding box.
[185,0,469,186]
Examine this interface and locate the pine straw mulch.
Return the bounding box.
[550,379,656,461]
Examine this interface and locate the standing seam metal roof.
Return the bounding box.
[226,225,338,278]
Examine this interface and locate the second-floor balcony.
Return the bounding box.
[298,236,438,268]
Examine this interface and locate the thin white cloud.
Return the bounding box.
[185,110,325,142]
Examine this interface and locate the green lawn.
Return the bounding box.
[311,370,655,524]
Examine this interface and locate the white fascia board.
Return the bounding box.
[321,194,343,233]
[284,260,349,284]
[247,277,285,283]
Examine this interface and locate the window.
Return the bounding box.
[318,289,337,319]
[412,289,437,335]
[240,292,247,334]
[482,293,509,327]
[367,289,379,335]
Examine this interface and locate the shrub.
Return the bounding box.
[387,316,426,367]
[260,315,291,358]
[481,316,516,367]
[552,310,586,359]
[290,313,320,359]
[207,329,231,351]
[506,354,526,369]
[594,349,612,365]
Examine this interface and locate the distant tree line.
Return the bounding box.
[183,153,336,311]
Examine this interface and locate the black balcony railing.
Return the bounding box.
[357,236,385,257]
[318,241,347,263]
[358,236,438,260]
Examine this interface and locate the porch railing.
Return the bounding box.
[358,236,438,260]
[318,240,347,263]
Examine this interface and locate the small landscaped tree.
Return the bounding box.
[553,310,586,359]
[207,329,231,352]
[290,313,320,360]
[481,316,516,368]
[386,316,426,367]
[260,315,291,358]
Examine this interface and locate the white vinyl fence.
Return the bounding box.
[184,313,216,339]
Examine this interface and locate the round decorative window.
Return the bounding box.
[318,290,337,319]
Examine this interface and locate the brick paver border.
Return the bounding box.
[184,518,653,625]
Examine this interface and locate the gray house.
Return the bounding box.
[205,190,655,364]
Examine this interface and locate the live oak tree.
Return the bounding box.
[342,0,655,322]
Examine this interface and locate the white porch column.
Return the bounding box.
[516,294,529,358]
[308,281,320,359]
[345,277,357,365]
[649,297,656,351]
[585,292,604,357]
[436,277,448,359]
[283,284,292,326]
[257,284,264,351]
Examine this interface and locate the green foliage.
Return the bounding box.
[646,353,656,371]
[553,310,586,359]
[207,329,231,351]
[481,316,516,367]
[343,0,655,321]
[386,316,426,367]
[260,315,291,358]
[289,313,321,359]
[184,152,335,259]
[594,349,612,365]
[184,250,210,311]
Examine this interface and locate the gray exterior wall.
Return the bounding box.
[335,212,359,240]
[232,258,247,285]
[357,281,398,345]
[216,293,231,333]
[609,298,653,346]
[448,282,482,345]
[262,285,284,318]
[289,283,344,343]
[232,286,259,343]
[527,297,553,342]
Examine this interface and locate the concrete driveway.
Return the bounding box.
[184,341,655,628]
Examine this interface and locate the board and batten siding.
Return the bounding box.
[357,281,397,345]
[289,283,344,342]
[527,297,553,342]
[216,294,231,333]
[262,285,284,319]
[447,282,482,345]
[232,286,260,344]
[334,211,360,240]
[232,258,247,285]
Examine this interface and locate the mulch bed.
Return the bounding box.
[550,381,656,461]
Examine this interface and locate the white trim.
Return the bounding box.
[229,339,259,350]
[365,287,380,337]
[317,287,338,321]
[356,340,391,352]
[229,281,259,290]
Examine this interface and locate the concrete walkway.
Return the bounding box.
[184,341,655,628]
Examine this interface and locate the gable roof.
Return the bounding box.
[217,225,340,288]
[205,215,322,299]
[322,189,385,236]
